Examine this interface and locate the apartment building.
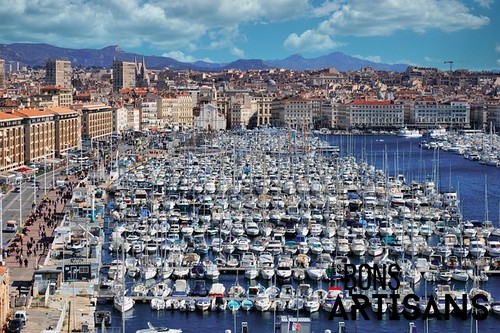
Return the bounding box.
[46,106,80,157]
[45,59,72,88]
[140,98,158,130]
[112,106,129,134]
[337,100,404,129]
[176,93,194,129]
[40,86,73,108]
[112,60,136,92]
[0,111,24,172]
[272,98,313,129]
[230,101,253,129]
[12,109,56,164]
[412,99,470,128]
[76,103,113,141]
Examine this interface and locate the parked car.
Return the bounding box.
[6,318,23,333]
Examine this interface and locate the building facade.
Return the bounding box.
[0,111,24,172]
[412,100,470,128]
[46,106,80,157]
[272,98,313,129]
[76,103,113,141]
[45,59,72,88]
[337,100,405,129]
[112,107,129,134]
[40,86,73,108]
[140,98,158,130]
[13,109,56,164]
[194,103,226,131]
[112,60,136,92]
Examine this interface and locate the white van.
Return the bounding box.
[5,220,18,232]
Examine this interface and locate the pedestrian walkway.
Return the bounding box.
[3,175,79,284]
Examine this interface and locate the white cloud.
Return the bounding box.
[285,0,490,54]
[474,0,494,8]
[0,0,308,56]
[162,51,214,63]
[354,55,382,63]
[284,30,342,52]
[316,0,489,36]
[230,47,245,58]
[310,1,342,17]
[496,44,500,53]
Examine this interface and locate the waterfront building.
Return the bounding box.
[112,106,129,134]
[140,97,158,130]
[176,93,195,129]
[76,103,113,141]
[230,100,254,129]
[157,92,194,129]
[12,109,55,164]
[486,102,500,132]
[411,99,470,128]
[46,106,80,157]
[0,111,24,172]
[322,101,339,129]
[45,59,72,88]
[272,98,313,129]
[0,267,10,329]
[336,100,404,129]
[157,94,177,128]
[252,93,275,127]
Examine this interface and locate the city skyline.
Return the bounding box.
[0,0,499,70]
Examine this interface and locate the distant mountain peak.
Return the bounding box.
[285,54,305,60]
[101,45,123,53]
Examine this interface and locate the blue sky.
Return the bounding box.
[0,0,498,70]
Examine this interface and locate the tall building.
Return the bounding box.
[112,59,136,92]
[0,59,4,89]
[45,59,72,88]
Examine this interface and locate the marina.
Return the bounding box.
[6,129,499,333]
[86,129,500,333]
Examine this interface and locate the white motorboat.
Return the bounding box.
[114,294,135,312]
[136,322,182,333]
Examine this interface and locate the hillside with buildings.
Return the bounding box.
[0,55,498,173]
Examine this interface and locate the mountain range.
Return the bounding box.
[0,43,409,72]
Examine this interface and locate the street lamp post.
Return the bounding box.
[33,169,36,206]
[44,153,47,197]
[66,143,69,177]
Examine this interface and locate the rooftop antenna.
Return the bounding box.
[444,60,453,72]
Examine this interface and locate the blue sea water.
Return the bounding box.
[99,134,500,333]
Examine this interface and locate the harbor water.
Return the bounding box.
[99,133,500,333]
